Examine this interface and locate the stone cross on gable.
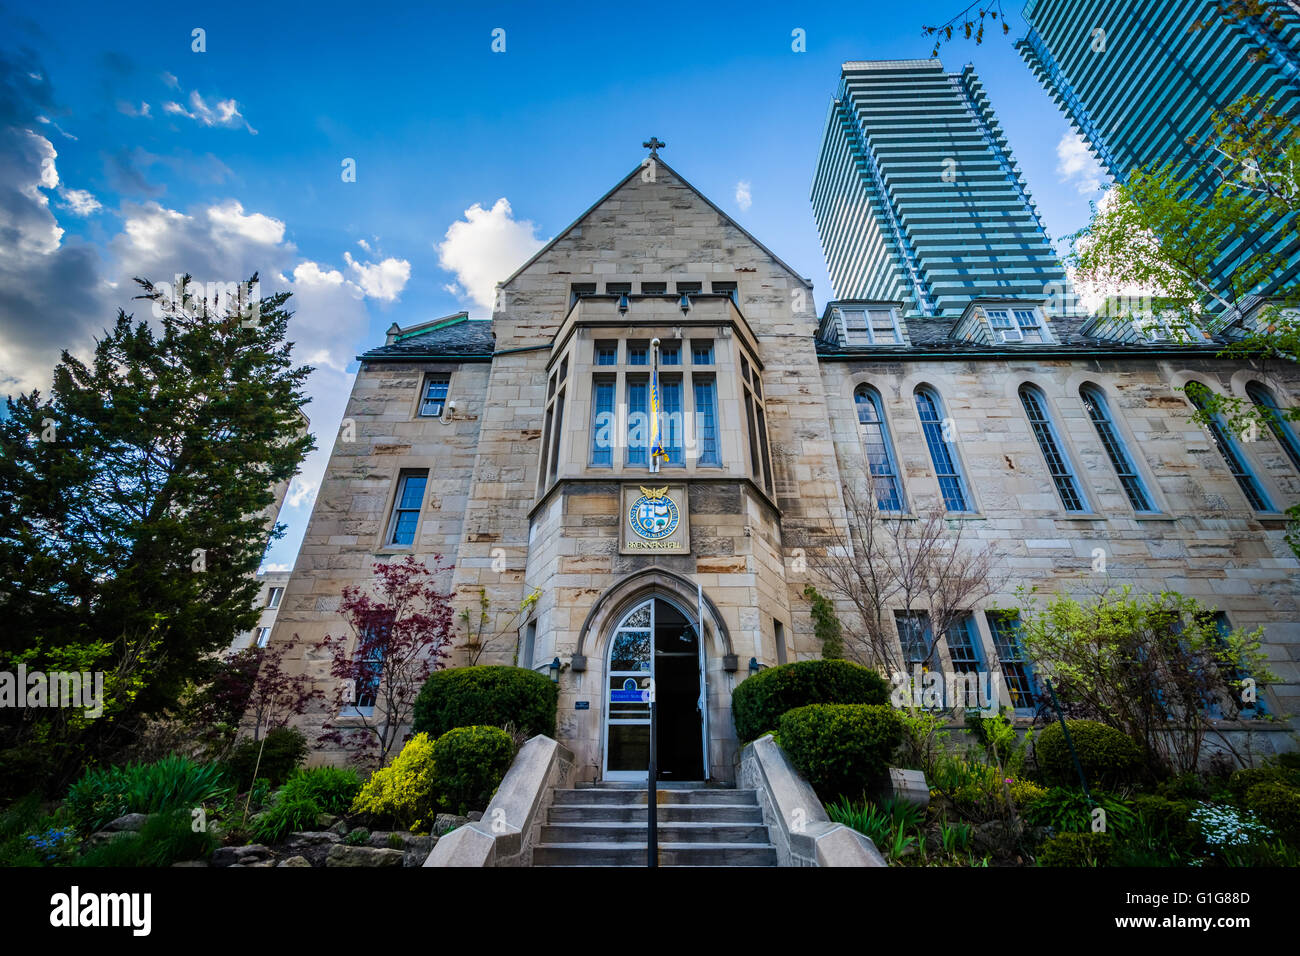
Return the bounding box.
[643,137,666,157]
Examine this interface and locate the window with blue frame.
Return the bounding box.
[693,376,720,466]
[896,610,938,674]
[628,342,649,366]
[1203,611,1269,719]
[944,615,986,708]
[659,376,684,466]
[854,385,905,511]
[915,386,972,512]
[1019,384,1088,512]
[986,611,1038,714]
[386,472,427,546]
[352,619,391,713]
[691,340,714,365]
[1186,383,1273,511]
[590,375,615,466]
[1080,384,1157,513]
[626,377,648,466]
[660,342,681,365]
[595,341,618,366]
[1247,381,1300,473]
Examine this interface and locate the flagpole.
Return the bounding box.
[649,337,661,474]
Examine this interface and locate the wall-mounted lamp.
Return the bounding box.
[550,656,562,683]
[679,293,691,315]
[439,398,458,425]
[618,293,629,315]
[748,657,760,675]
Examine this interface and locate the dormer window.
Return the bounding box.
[1132,314,1206,343]
[837,306,901,345]
[987,307,1048,344]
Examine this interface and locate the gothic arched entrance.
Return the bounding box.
[602,596,707,782]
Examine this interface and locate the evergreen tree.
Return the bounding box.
[0,275,314,782]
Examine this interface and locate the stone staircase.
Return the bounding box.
[533,785,778,866]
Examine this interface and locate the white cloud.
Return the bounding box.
[117,101,151,118]
[163,89,256,134]
[206,200,285,245]
[285,476,318,509]
[58,187,102,216]
[260,562,292,573]
[343,251,410,301]
[436,198,546,312]
[735,180,752,211]
[161,71,179,90]
[1056,132,1105,195]
[356,238,371,252]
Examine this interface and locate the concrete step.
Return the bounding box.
[547,803,765,824]
[550,788,758,807]
[533,842,778,867]
[540,822,771,845]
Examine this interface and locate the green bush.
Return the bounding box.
[1023,787,1136,836]
[282,766,362,815]
[732,659,890,742]
[1033,720,1142,788]
[1227,765,1300,802]
[79,809,217,867]
[1037,831,1112,867]
[1275,752,1300,772]
[411,666,557,741]
[65,756,229,834]
[776,704,902,801]
[431,725,515,816]
[225,727,309,790]
[252,791,323,844]
[1128,794,1198,853]
[1245,782,1300,843]
[350,733,438,833]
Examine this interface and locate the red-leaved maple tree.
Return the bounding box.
[317,555,454,765]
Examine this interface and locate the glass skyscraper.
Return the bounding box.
[1017,0,1300,302]
[810,59,1069,317]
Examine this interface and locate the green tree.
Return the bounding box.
[1015,586,1278,776]
[0,275,314,785]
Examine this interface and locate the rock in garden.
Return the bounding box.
[467,811,483,822]
[317,814,339,829]
[330,820,350,836]
[325,845,404,867]
[285,831,341,847]
[433,813,469,833]
[170,860,209,867]
[277,856,312,867]
[86,830,134,849]
[105,813,149,832]
[402,835,435,867]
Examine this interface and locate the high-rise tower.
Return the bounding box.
[1017,0,1300,301]
[810,58,1068,317]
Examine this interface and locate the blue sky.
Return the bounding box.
[0,0,1107,570]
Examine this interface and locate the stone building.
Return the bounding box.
[266,150,1300,781]
[228,570,290,653]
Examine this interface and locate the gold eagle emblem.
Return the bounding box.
[639,485,669,500]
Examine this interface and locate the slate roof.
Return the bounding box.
[814,313,1235,358]
[359,316,496,361]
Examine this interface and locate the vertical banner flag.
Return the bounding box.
[649,337,668,471]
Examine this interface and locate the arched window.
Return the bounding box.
[1080,384,1157,513]
[1019,385,1087,512]
[1186,383,1273,512]
[914,386,971,512]
[1246,381,1300,473]
[854,385,905,511]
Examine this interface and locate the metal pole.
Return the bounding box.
[647,689,658,868]
[1044,678,1092,803]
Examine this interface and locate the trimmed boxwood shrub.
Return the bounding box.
[1037,831,1112,867]
[732,659,890,742]
[412,666,557,741]
[1034,720,1142,788]
[1245,782,1300,842]
[776,703,902,801]
[225,726,309,790]
[431,725,516,816]
[1227,765,1300,802]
